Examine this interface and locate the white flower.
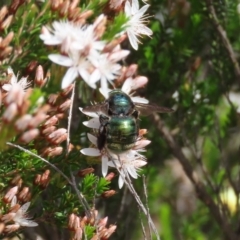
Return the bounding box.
[49,53,94,89]
[41,21,105,55]
[13,203,38,227]
[89,46,130,92]
[2,197,38,227]
[108,151,147,188]
[41,20,130,91]
[124,0,153,50]
[40,21,84,50]
[40,20,107,89]
[2,67,31,92]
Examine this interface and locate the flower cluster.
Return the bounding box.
[68,211,116,240]
[0,68,46,147]
[0,67,73,156]
[40,0,152,91]
[1,183,38,234]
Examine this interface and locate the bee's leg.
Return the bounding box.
[99,115,109,125]
[132,110,139,119]
[97,125,107,151]
[97,115,109,150]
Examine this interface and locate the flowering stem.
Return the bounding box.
[70,171,92,218]
[7,142,72,183]
[143,175,152,240]
[66,82,75,154]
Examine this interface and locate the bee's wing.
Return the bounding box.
[82,102,109,115]
[135,103,174,116]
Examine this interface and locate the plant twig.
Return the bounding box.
[69,171,92,218]
[7,142,72,183]
[138,205,148,240]
[143,175,152,240]
[205,0,240,81]
[66,82,75,154]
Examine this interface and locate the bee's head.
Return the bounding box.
[108,90,134,115]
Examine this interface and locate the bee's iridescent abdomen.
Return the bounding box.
[106,116,138,153]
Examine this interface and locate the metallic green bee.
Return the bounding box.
[83,90,173,153]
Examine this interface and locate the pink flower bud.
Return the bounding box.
[3,223,20,233]
[104,225,117,238]
[18,187,30,202]
[0,6,8,22]
[43,116,58,127]
[131,76,148,90]
[48,128,67,140]
[97,217,108,231]
[3,102,17,122]
[0,15,13,30]
[0,31,14,48]
[28,113,47,128]
[20,129,39,143]
[5,84,24,106]
[15,114,32,131]
[125,64,138,78]
[35,65,44,87]
[58,99,72,112]
[3,186,18,203]
[41,126,57,136]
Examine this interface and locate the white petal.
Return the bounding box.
[19,202,30,213]
[40,35,62,45]
[19,219,38,227]
[87,133,97,145]
[127,30,138,50]
[134,139,151,149]
[134,4,149,18]
[2,83,12,91]
[83,118,100,129]
[80,148,100,156]
[79,107,99,118]
[124,1,132,16]
[137,25,153,36]
[127,166,138,179]
[109,50,130,62]
[101,77,109,93]
[108,160,119,168]
[132,0,140,13]
[90,69,101,84]
[61,67,78,89]
[78,68,95,88]
[102,155,109,177]
[118,175,125,189]
[121,78,132,94]
[48,54,73,67]
[99,87,110,99]
[131,96,149,103]
[133,160,147,167]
